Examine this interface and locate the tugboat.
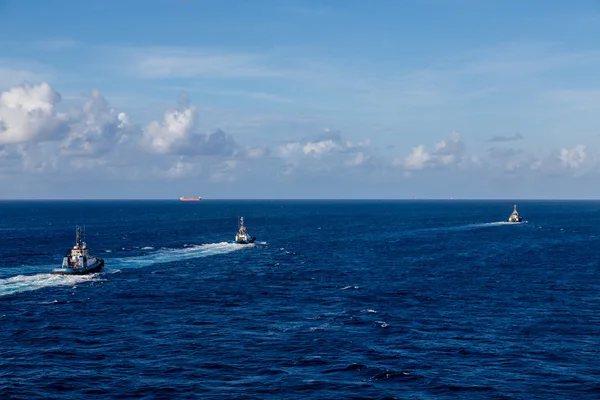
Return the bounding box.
[51,226,104,275]
[507,204,523,223]
[234,217,256,244]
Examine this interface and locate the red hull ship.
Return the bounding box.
[180,196,202,201]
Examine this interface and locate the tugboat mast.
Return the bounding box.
[75,226,83,247]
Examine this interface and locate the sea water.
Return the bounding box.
[1,200,599,398]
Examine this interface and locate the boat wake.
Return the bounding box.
[414,220,528,235]
[0,273,95,297]
[107,241,250,271]
[0,242,251,297]
[468,221,528,228]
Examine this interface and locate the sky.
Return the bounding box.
[0,0,599,199]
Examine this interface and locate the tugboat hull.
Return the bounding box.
[51,259,104,275]
[234,237,256,245]
[506,205,523,223]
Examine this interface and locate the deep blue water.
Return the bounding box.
[1,200,600,399]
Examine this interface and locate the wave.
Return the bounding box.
[0,242,251,297]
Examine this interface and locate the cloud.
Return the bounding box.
[270,129,373,178]
[487,147,524,159]
[488,133,524,142]
[61,89,132,156]
[155,158,197,179]
[395,131,465,171]
[397,145,431,170]
[277,129,370,159]
[481,143,593,180]
[559,145,586,168]
[0,143,59,174]
[209,160,238,182]
[142,93,238,156]
[345,152,371,167]
[0,82,141,180]
[0,82,69,145]
[1,76,599,198]
[236,146,270,160]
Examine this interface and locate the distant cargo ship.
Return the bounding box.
[180,196,202,201]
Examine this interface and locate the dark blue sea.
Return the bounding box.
[1,200,599,399]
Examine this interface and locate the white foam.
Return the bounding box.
[107,241,250,271]
[0,273,95,297]
[468,220,528,228]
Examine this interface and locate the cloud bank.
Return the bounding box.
[0,81,596,198]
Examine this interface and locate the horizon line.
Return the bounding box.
[1,198,600,201]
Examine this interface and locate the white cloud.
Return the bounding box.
[396,145,431,170]
[61,89,132,156]
[0,82,69,145]
[144,103,196,154]
[395,131,464,171]
[559,145,586,168]
[1,77,600,198]
[277,129,370,159]
[142,93,238,156]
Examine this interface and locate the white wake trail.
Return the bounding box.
[0,242,253,296]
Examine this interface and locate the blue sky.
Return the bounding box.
[0,0,599,198]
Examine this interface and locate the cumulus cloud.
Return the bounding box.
[559,145,586,168]
[0,82,136,177]
[2,79,599,198]
[61,89,132,156]
[276,129,370,159]
[481,145,544,177]
[396,145,430,170]
[395,131,464,171]
[3,143,59,173]
[143,93,238,156]
[488,133,523,142]
[272,129,372,177]
[0,82,69,145]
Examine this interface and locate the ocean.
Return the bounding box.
[1,200,599,399]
